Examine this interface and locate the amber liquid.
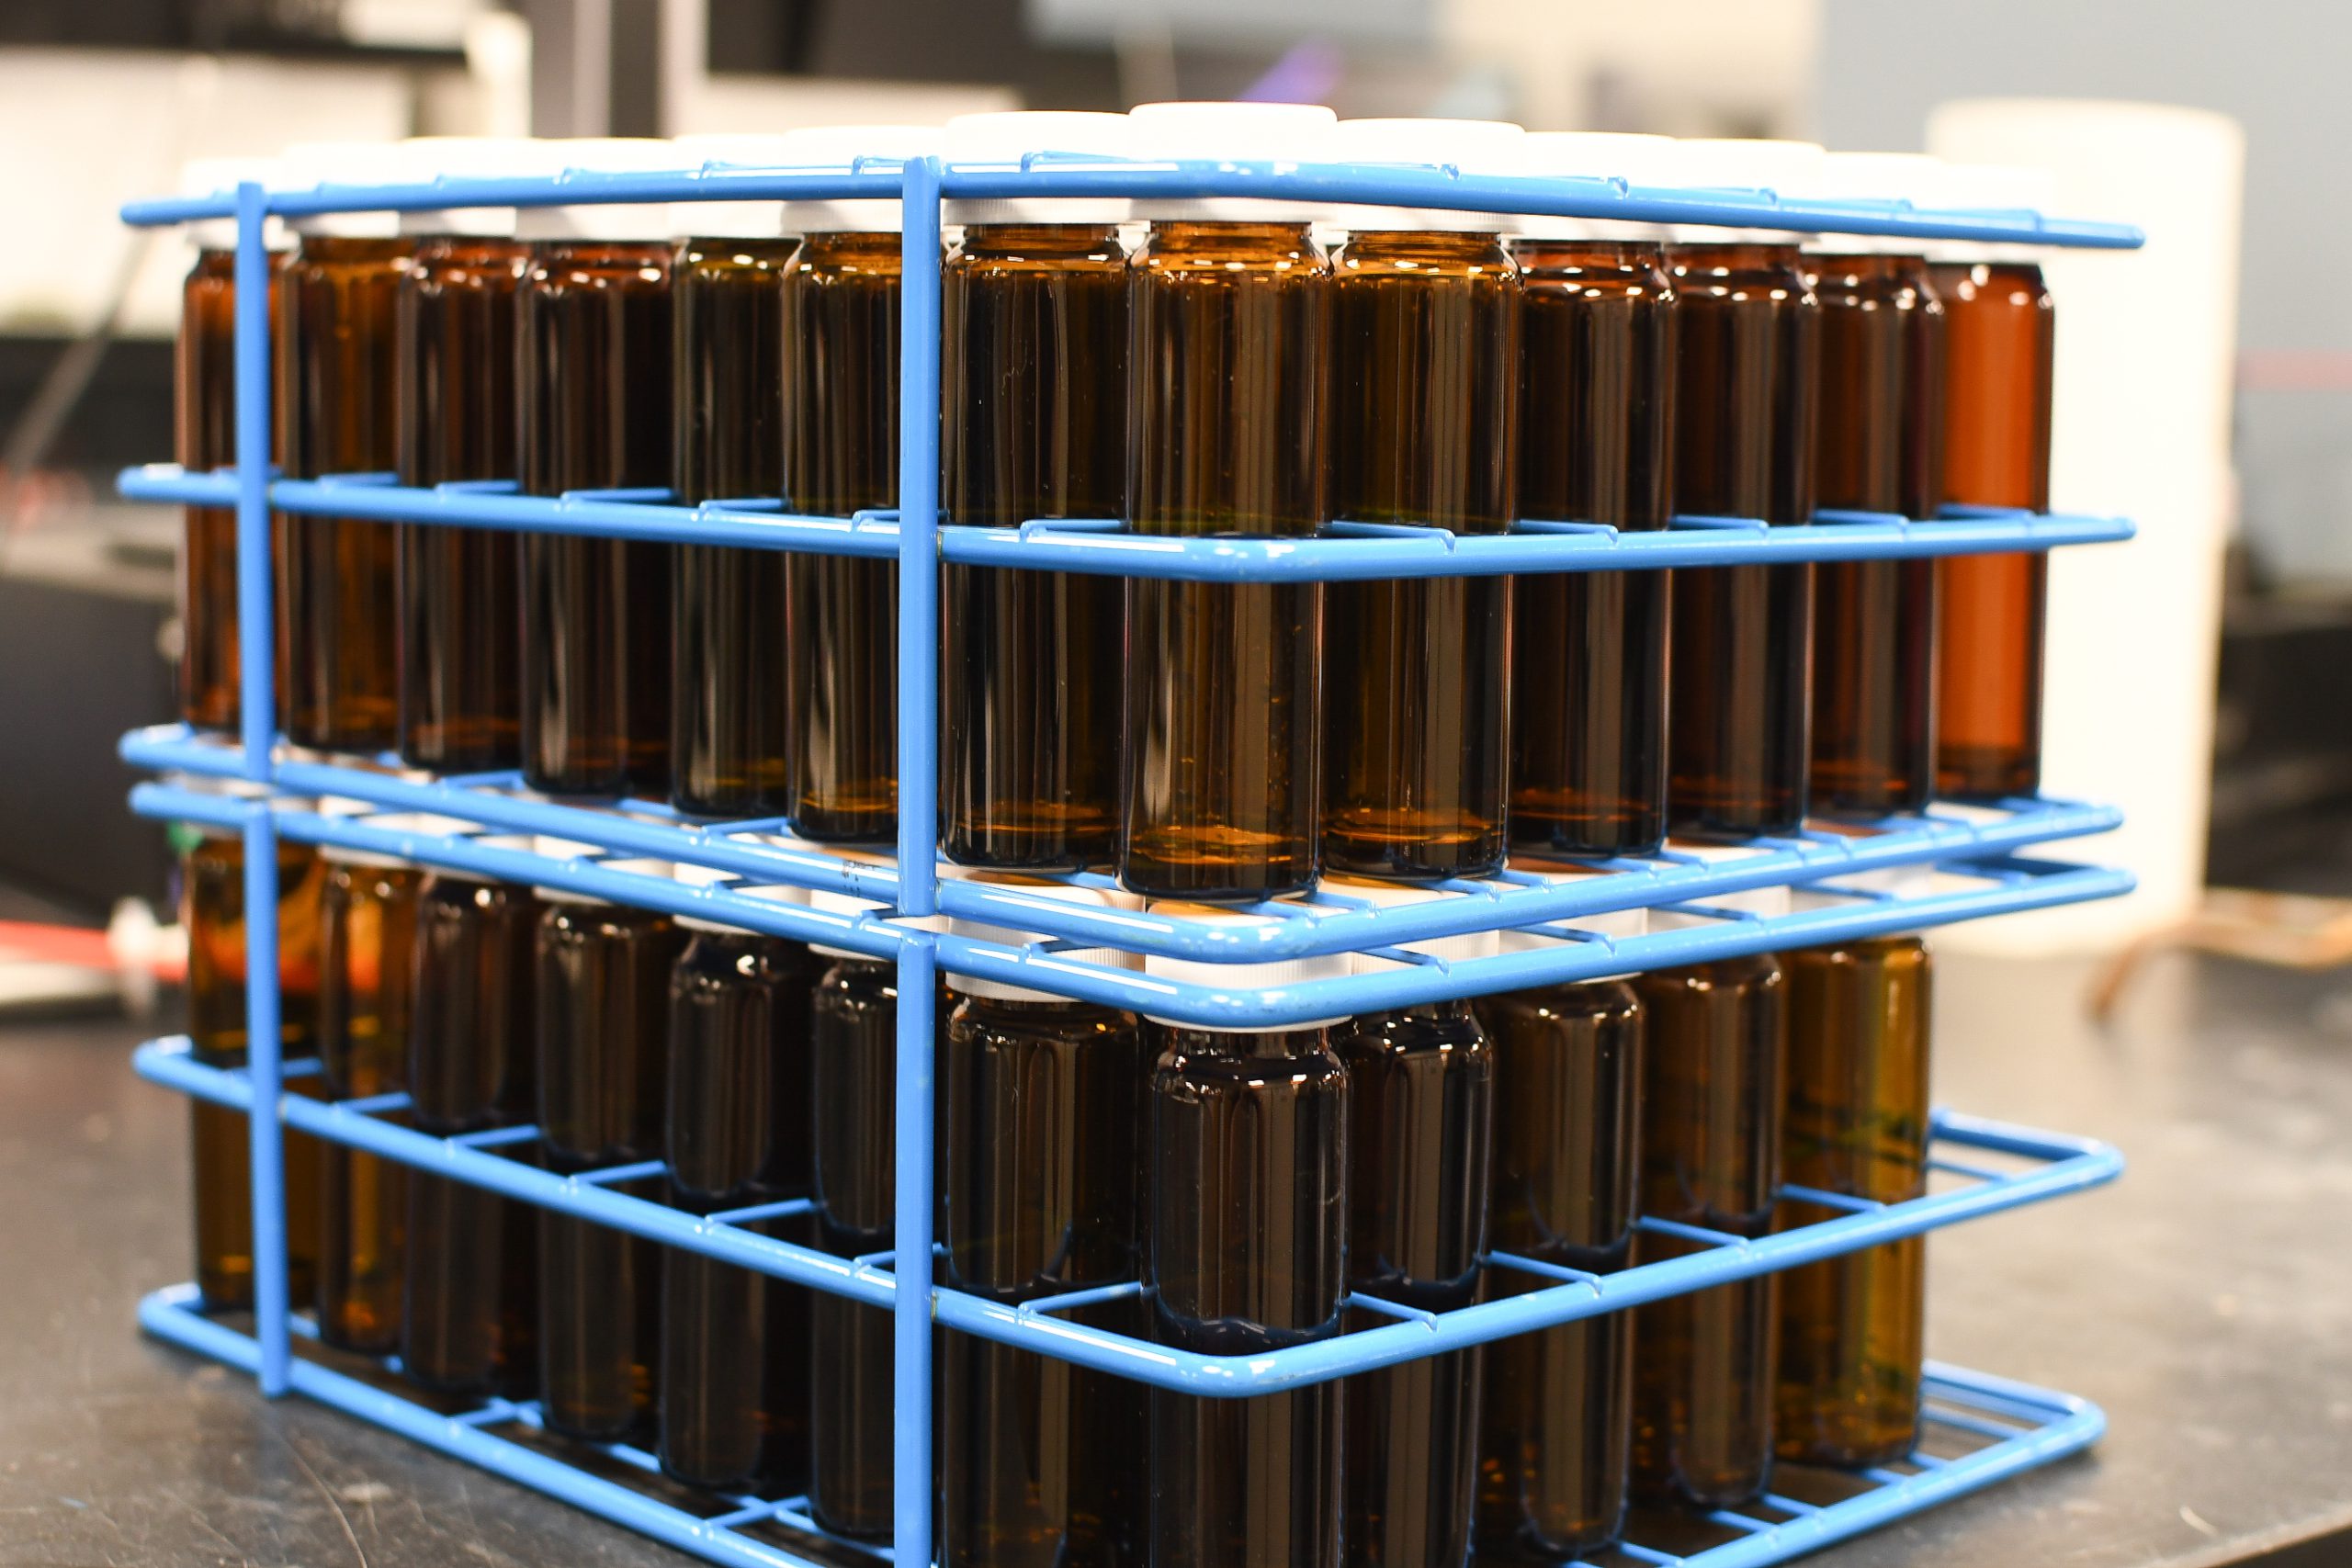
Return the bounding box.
[1667,244,1819,837]
[785,233,904,843]
[809,954,900,1537]
[1509,241,1676,859]
[176,249,283,732]
[1147,1021,1347,1568]
[673,237,797,819]
[397,236,528,772]
[1932,263,2054,799]
[1122,221,1329,899]
[939,994,1145,1568]
[1808,255,1944,818]
[1470,979,1644,1560]
[1777,937,1929,1468]
[1630,956,1786,1508]
[535,899,684,1440]
[184,832,326,1311]
[1335,1000,1493,1568]
[942,223,1128,871]
[660,928,816,1491]
[276,234,404,752]
[314,858,421,1353]
[519,241,675,797]
[402,873,541,1396]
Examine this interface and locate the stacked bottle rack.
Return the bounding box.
[115,145,2141,1568]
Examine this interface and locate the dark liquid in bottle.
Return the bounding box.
[397,235,528,772]
[1510,241,1676,858]
[1932,262,2054,800]
[673,235,797,819]
[785,232,903,844]
[277,233,404,752]
[660,926,815,1492]
[1631,955,1786,1508]
[1808,254,1944,818]
[1667,243,1819,837]
[1470,978,1644,1560]
[1335,998,1494,1568]
[185,829,325,1311]
[1147,1020,1347,1568]
[519,240,675,797]
[939,992,1146,1568]
[176,248,284,732]
[942,223,1128,870]
[314,856,421,1353]
[809,953,899,1538]
[1777,936,1929,1467]
[402,872,541,1396]
[534,897,684,1440]
[1123,221,1329,899]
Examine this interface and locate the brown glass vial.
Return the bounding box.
[517,219,675,798]
[783,229,904,843]
[808,942,900,1539]
[276,229,405,753]
[396,223,528,773]
[1631,936,1787,1509]
[940,220,1128,871]
[181,814,326,1311]
[534,875,685,1440]
[313,842,422,1354]
[1933,260,2054,799]
[402,862,542,1396]
[1666,242,1819,837]
[1509,236,1676,859]
[1776,932,1930,1468]
[659,898,816,1493]
[1469,898,1645,1562]
[176,239,285,732]
[1807,252,1945,818]
[671,228,797,819]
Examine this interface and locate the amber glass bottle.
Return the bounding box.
[534,880,684,1441]
[1470,896,1645,1562]
[182,816,326,1311]
[176,235,285,733]
[1808,250,1944,818]
[313,845,422,1354]
[1933,259,2054,799]
[396,220,528,773]
[402,863,541,1396]
[1509,233,1676,858]
[1666,241,1819,836]
[940,217,1128,870]
[1777,932,1930,1467]
[517,200,675,798]
[659,898,816,1494]
[672,220,797,819]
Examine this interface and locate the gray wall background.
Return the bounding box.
[1815,0,2352,587]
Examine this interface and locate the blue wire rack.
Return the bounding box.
[113,146,2143,1568]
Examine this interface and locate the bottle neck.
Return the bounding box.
[1146,220,1317,253]
[959,222,1124,255]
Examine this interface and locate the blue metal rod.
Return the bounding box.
[891,942,939,1568]
[240,805,290,1396]
[896,155,943,921]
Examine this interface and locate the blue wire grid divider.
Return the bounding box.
[114,147,2144,1568]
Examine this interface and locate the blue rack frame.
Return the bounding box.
[114,146,2142,1568]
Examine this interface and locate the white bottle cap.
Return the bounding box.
[777,124,942,236]
[1317,875,1501,973]
[514,138,694,243]
[277,141,412,240]
[941,869,1144,1002]
[1802,151,1947,256]
[1919,161,2058,264]
[1138,901,1353,1030]
[531,832,673,904]
[804,847,900,960]
[1125,100,1340,223]
[1789,857,1936,914]
[672,857,813,932]
[1508,131,1676,243]
[1497,857,1650,979]
[399,136,552,238]
[1326,117,1524,234]
[315,801,472,870]
[670,132,796,240]
[1663,136,1826,244]
[179,155,289,253]
[944,110,1135,227]
[1647,839,1796,931]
